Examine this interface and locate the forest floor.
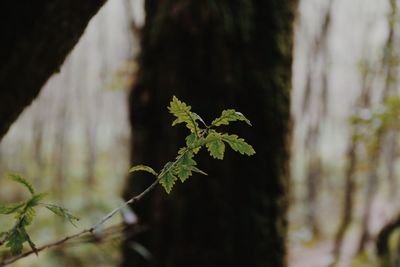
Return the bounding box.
[289,192,396,267]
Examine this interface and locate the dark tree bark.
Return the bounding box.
[0,1,107,140]
[122,1,297,267]
[376,213,400,267]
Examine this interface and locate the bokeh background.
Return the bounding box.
[0,0,398,266]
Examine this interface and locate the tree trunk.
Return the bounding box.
[122,1,297,267]
[0,1,107,140]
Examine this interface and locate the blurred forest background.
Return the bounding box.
[0,0,140,265]
[1,0,400,266]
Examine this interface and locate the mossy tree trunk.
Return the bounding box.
[122,1,297,267]
[0,1,106,140]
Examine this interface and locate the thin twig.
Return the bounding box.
[0,179,160,266]
[0,147,193,266]
[93,177,160,230]
[1,228,88,266]
[93,150,188,230]
[0,206,30,247]
[0,223,142,266]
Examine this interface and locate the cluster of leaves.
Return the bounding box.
[129,96,256,193]
[0,174,78,256]
[0,96,255,260]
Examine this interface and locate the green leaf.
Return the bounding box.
[191,166,208,176]
[19,206,36,227]
[205,132,225,160]
[175,166,191,182]
[175,149,208,182]
[0,202,25,215]
[159,161,172,177]
[168,96,200,134]
[45,204,79,227]
[222,134,256,156]
[159,171,178,194]
[211,109,252,127]
[6,228,27,255]
[185,133,205,154]
[20,227,38,255]
[129,165,158,176]
[45,205,65,217]
[185,133,197,147]
[175,152,197,182]
[8,174,35,195]
[158,162,178,193]
[26,193,47,208]
[13,194,46,228]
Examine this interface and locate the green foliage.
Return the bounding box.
[168,96,201,135]
[205,132,226,160]
[0,174,78,256]
[6,228,27,256]
[160,169,178,194]
[130,96,255,193]
[45,204,80,227]
[175,151,206,182]
[158,162,177,194]
[0,203,25,215]
[129,165,159,176]
[8,174,35,195]
[0,96,255,259]
[211,109,252,126]
[185,133,203,154]
[221,134,256,156]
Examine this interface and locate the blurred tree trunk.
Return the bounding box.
[0,1,106,141]
[304,125,323,238]
[330,61,372,266]
[31,109,45,187]
[300,0,332,240]
[122,1,297,267]
[358,0,398,252]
